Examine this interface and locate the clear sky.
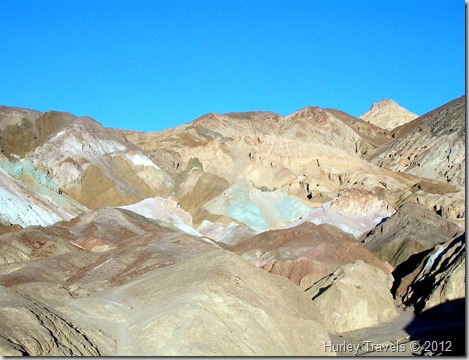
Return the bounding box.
[0,0,465,132]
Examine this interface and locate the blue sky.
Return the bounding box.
[0,0,464,132]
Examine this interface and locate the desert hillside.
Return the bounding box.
[0,97,465,356]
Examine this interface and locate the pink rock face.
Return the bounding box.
[285,188,395,238]
[75,236,117,252]
[232,222,392,290]
[330,188,395,219]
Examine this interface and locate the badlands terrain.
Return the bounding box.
[0,96,465,356]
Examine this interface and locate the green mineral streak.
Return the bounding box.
[0,159,60,192]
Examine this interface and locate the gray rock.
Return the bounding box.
[0,285,100,356]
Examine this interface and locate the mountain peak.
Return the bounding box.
[360,99,418,130]
[373,98,397,106]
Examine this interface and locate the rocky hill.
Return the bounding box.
[360,99,418,130]
[0,96,465,356]
[370,96,465,187]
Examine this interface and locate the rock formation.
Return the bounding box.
[63,250,333,356]
[305,260,399,333]
[370,96,465,187]
[0,285,101,356]
[196,220,256,246]
[0,108,172,212]
[232,222,393,290]
[286,188,395,238]
[394,234,465,319]
[203,177,313,233]
[119,196,201,236]
[362,202,462,266]
[359,99,418,130]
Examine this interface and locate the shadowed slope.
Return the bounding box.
[395,234,465,318]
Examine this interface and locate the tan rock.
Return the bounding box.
[305,260,399,333]
[360,99,418,130]
[63,250,334,356]
[363,202,462,266]
[0,285,100,356]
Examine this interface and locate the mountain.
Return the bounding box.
[360,99,418,130]
[0,96,465,356]
[370,96,465,187]
[125,101,464,230]
[0,108,172,211]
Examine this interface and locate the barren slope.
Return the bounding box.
[370,96,465,187]
[232,222,392,290]
[0,108,173,210]
[362,203,462,266]
[0,207,334,356]
[63,250,333,356]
